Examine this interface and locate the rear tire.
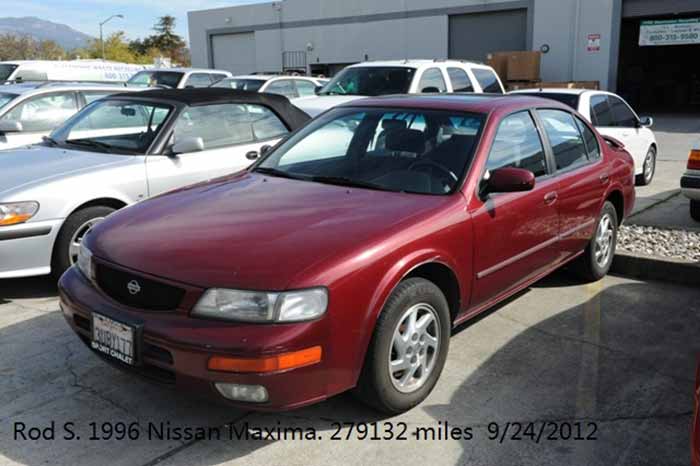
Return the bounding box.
[51,206,115,280]
[574,201,618,282]
[635,146,656,186]
[354,278,451,414]
[691,200,700,222]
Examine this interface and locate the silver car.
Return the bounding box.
[0,82,138,150]
[0,88,310,279]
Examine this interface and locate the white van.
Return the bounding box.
[0,60,146,84]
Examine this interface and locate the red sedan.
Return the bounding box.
[59,94,635,413]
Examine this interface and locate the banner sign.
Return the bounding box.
[639,18,700,46]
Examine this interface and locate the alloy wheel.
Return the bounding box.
[68,217,104,265]
[594,213,615,268]
[644,149,656,184]
[389,303,440,394]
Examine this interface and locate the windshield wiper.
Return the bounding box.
[65,139,115,153]
[254,167,308,181]
[308,175,388,191]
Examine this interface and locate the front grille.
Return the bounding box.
[96,263,185,311]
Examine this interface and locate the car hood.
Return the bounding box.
[292,95,365,117]
[0,145,129,196]
[90,172,452,290]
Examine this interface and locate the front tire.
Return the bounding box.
[635,146,656,186]
[691,200,700,222]
[51,206,115,280]
[574,201,618,282]
[354,278,451,414]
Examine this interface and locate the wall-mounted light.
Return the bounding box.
[306,42,314,52]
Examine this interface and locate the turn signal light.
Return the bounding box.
[688,150,700,170]
[208,346,322,373]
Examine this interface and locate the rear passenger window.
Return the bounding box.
[447,68,474,92]
[487,111,547,178]
[590,95,614,127]
[575,117,601,160]
[266,80,298,99]
[295,80,317,97]
[538,109,589,171]
[608,96,638,128]
[185,73,213,88]
[418,68,447,93]
[472,69,503,94]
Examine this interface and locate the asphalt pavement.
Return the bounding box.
[1,272,697,466]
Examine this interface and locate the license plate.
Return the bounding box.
[91,313,135,365]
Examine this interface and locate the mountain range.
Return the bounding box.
[0,17,93,50]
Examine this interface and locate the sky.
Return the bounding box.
[4,0,269,41]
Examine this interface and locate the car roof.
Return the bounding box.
[227,75,318,81]
[144,67,229,74]
[348,60,487,69]
[0,82,131,95]
[511,88,593,96]
[341,93,566,114]
[107,87,311,129]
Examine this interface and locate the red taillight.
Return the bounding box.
[689,150,700,170]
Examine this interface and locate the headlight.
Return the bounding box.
[0,201,39,226]
[77,242,95,282]
[192,288,328,323]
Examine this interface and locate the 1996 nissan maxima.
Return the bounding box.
[60,95,635,413]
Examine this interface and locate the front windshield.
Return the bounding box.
[256,107,484,195]
[0,93,17,110]
[211,78,265,91]
[50,99,173,154]
[0,64,18,81]
[319,67,416,96]
[127,71,184,88]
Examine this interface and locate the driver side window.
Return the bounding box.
[487,111,547,178]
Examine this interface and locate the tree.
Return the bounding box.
[73,32,152,64]
[37,40,65,60]
[146,15,189,66]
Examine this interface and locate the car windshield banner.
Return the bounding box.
[639,18,700,46]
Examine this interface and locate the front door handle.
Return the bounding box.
[599,173,610,184]
[246,151,260,161]
[544,192,558,205]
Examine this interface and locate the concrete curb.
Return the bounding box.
[611,251,700,287]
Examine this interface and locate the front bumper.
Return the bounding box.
[681,174,700,201]
[0,219,62,279]
[58,267,338,411]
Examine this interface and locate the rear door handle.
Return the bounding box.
[544,192,558,205]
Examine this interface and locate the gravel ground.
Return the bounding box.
[618,224,700,262]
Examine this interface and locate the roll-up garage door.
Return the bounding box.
[211,32,256,74]
[449,9,527,62]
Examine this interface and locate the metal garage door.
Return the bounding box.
[449,9,527,61]
[211,32,256,74]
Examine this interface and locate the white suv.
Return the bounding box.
[295,60,504,117]
[512,89,658,186]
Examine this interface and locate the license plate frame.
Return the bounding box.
[91,313,140,366]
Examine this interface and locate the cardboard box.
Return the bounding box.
[486,52,509,83]
[506,51,541,82]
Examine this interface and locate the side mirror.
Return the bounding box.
[0,120,23,133]
[421,86,440,94]
[480,167,535,197]
[638,116,653,128]
[170,136,204,155]
[260,144,272,156]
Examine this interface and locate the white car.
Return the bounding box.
[211,75,328,101]
[0,82,139,151]
[681,142,700,221]
[0,60,145,84]
[512,89,658,186]
[126,68,232,89]
[294,60,505,117]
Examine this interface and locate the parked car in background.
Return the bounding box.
[511,89,658,186]
[681,142,700,221]
[59,94,634,413]
[0,88,309,279]
[126,68,232,89]
[0,82,139,150]
[294,60,505,117]
[0,60,145,84]
[693,361,700,466]
[211,75,328,101]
